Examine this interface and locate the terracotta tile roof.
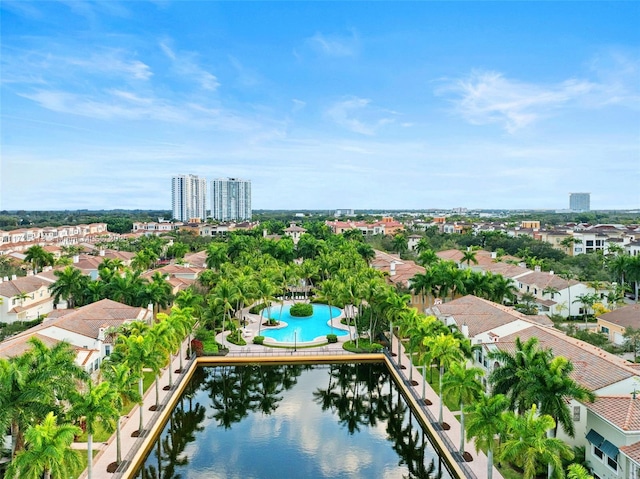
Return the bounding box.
[496,326,637,392]
[587,396,640,431]
[0,333,61,359]
[516,271,580,290]
[371,250,425,287]
[598,304,640,329]
[183,251,208,268]
[0,276,51,298]
[620,440,640,464]
[12,299,150,343]
[431,295,553,337]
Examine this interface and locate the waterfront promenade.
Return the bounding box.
[81,320,502,479]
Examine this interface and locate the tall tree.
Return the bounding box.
[102,362,141,465]
[423,333,463,425]
[533,356,595,438]
[69,381,119,479]
[465,393,510,479]
[23,245,55,274]
[500,405,574,479]
[5,412,82,479]
[49,266,89,308]
[442,361,484,454]
[489,337,552,413]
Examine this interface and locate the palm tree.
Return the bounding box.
[212,278,239,348]
[23,245,55,273]
[168,307,195,371]
[1,337,87,456]
[465,393,510,479]
[417,248,440,268]
[392,233,408,255]
[13,291,30,308]
[317,278,341,334]
[256,277,276,336]
[441,361,484,454]
[5,412,82,479]
[423,332,463,426]
[500,405,573,479]
[461,249,478,268]
[141,272,173,316]
[149,318,179,389]
[113,334,148,435]
[102,362,141,465]
[69,381,119,479]
[567,464,594,479]
[206,242,229,271]
[534,356,595,438]
[49,266,88,308]
[489,337,552,413]
[573,293,598,325]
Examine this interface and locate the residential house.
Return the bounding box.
[283,223,306,245]
[371,250,425,311]
[597,304,640,345]
[0,299,152,373]
[0,274,56,324]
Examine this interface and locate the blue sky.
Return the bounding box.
[1,1,639,212]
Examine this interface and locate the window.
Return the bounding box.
[594,446,603,460]
[586,240,594,246]
[105,345,111,356]
[601,326,610,334]
[607,456,617,471]
[573,406,580,421]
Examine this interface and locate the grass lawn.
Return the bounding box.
[496,462,526,479]
[73,449,99,479]
[143,370,155,392]
[76,421,113,442]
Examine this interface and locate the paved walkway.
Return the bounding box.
[80,307,502,479]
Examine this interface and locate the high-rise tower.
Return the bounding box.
[569,192,590,212]
[210,178,252,221]
[172,174,207,222]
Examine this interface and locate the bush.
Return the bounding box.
[253,335,265,345]
[226,330,246,346]
[343,339,385,353]
[290,303,313,317]
[327,334,338,343]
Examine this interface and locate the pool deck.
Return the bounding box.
[81,306,502,479]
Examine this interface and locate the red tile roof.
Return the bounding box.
[496,326,637,392]
[587,396,640,431]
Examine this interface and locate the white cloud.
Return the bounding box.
[306,31,359,57]
[326,97,395,135]
[437,70,596,133]
[159,39,220,91]
[292,99,306,112]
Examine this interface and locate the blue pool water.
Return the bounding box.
[260,304,349,342]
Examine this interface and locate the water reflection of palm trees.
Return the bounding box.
[313,363,442,478]
[136,364,447,479]
[140,380,206,479]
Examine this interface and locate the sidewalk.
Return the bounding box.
[81,337,193,479]
[392,337,503,479]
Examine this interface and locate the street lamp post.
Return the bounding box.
[294,331,297,352]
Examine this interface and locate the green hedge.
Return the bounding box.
[327,334,338,343]
[226,330,247,346]
[290,303,313,317]
[253,335,265,345]
[343,339,384,353]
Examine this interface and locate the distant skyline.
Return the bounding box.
[1,1,639,211]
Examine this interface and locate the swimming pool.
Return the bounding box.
[260,303,349,343]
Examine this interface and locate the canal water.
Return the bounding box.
[133,363,452,479]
